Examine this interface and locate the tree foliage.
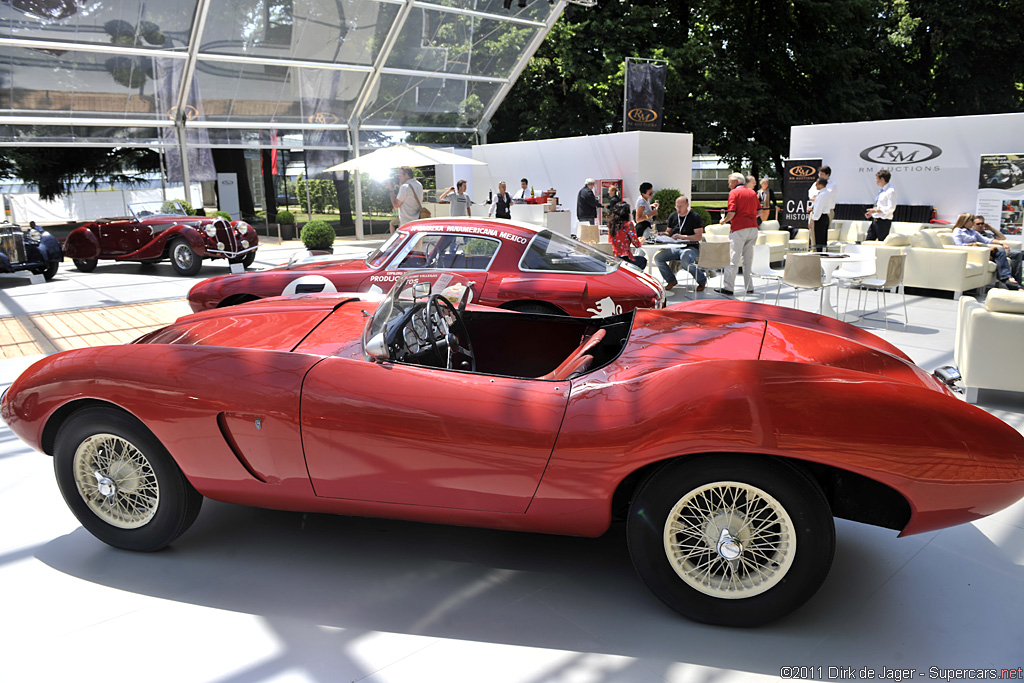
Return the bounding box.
[489,0,1023,177]
[0,146,161,201]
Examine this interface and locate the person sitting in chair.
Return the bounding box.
[654,195,706,292]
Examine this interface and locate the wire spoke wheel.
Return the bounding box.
[663,481,795,599]
[173,242,194,269]
[72,433,160,529]
[627,455,834,626]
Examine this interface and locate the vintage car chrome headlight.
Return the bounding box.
[22,228,42,243]
[217,242,225,250]
[241,240,249,248]
[205,225,218,238]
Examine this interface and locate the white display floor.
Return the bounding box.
[1,249,1022,683]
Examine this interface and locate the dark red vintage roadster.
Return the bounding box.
[64,200,258,276]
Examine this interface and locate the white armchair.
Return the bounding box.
[955,290,1024,402]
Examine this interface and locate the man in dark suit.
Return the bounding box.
[576,178,602,231]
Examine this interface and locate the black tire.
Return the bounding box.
[53,407,203,552]
[626,455,835,627]
[73,258,97,273]
[42,260,60,281]
[169,238,202,276]
[229,252,256,269]
[505,301,563,316]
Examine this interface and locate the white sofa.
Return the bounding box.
[955,289,1024,402]
[864,228,997,296]
[705,222,787,262]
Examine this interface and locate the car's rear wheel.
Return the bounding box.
[54,407,203,552]
[170,238,202,276]
[229,252,256,269]
[72,258,97,272]
[627,455,834,627]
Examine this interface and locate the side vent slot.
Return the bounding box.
[216,412,267,483]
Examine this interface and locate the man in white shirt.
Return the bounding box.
[808,178,832,251]
[389,166,424,228]
[439,179,472,217]
[865,169,896,241]
[808,165,836,218]
[512,178,529,202]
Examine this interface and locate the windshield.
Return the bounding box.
[519,230,620,274]
[365,230,408,268]
[129,200,188,221]
[362,271,475,361]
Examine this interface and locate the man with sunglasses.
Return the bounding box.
[954,215,1021,289]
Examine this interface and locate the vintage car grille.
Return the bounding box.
[0,228,26,264]
[214,220,242,255]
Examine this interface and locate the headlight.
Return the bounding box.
[241,240,249,248]
[217,242,225,250]
[205,225,217,238]
[23,228,42,242]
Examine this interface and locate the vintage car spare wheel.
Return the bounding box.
[72,258,97,272]
[626,455,835,627]
[53,407,203,552]
[170,238,202,276]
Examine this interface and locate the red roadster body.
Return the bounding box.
[3,271,1022,627]
[187,218,664,317]
[64,200,259,276]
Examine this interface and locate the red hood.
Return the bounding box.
[135,295,364,352]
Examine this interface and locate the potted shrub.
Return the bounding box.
[301,219,336,253]
[277,210,295,241]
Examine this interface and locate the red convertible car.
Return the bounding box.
[187,217,664,317]
[64,200,259,276]
[3,272,1023,627]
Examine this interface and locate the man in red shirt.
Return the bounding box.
[716,172,761,296]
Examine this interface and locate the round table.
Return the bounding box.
[819,253,874,318]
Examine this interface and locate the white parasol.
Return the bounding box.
[324,143,486,174]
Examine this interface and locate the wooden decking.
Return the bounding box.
[0,299,192,358]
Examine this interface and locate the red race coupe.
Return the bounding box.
[187,217,664,317]
[3,271,1023,626]
[64,200,259,276]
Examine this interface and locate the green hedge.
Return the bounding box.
[276,209,295,224]
[301,219,336,250]
[692,206,713,227]
[653,188,681,222]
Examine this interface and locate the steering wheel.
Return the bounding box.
[425,294,475,371]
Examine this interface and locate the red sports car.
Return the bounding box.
[64,200,259,276]
[187,217,664,316]
[3,271,1023,627]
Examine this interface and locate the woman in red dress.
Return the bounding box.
[609,203,647,270]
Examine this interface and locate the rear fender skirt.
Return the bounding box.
[63,227,101,260]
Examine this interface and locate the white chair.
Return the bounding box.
[832,244,877,321]
[857,252,908,331]
[955,290,1024,403]
[751,243,784,300]
[775,253,836,311]
[696,240,730,293]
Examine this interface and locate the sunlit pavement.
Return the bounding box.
[0,250,1022,683]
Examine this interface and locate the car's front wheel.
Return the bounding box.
[627,455,835,627]
[53,407,203,552]
[170,238,202,276]
[72,258,97,272]
[42,260,60,280]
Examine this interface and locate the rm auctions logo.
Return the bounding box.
[627,108,658,124]
[859,142,942,165]
[788,165,816,179]
[308,112,339,125]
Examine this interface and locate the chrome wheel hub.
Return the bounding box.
[174,243,194,268]
[73,434,159,529]
[663,481,796,599]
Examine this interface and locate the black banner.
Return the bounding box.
[624,62,667,132]
[781,159,821,230]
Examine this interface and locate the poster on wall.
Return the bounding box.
[624,60,667,132]
[975,153,1024,235]
[781,159,821,230]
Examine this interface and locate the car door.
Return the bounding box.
[300,357,570,513]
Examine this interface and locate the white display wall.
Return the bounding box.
[468,131,693,227]
[790,113,1024,222]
